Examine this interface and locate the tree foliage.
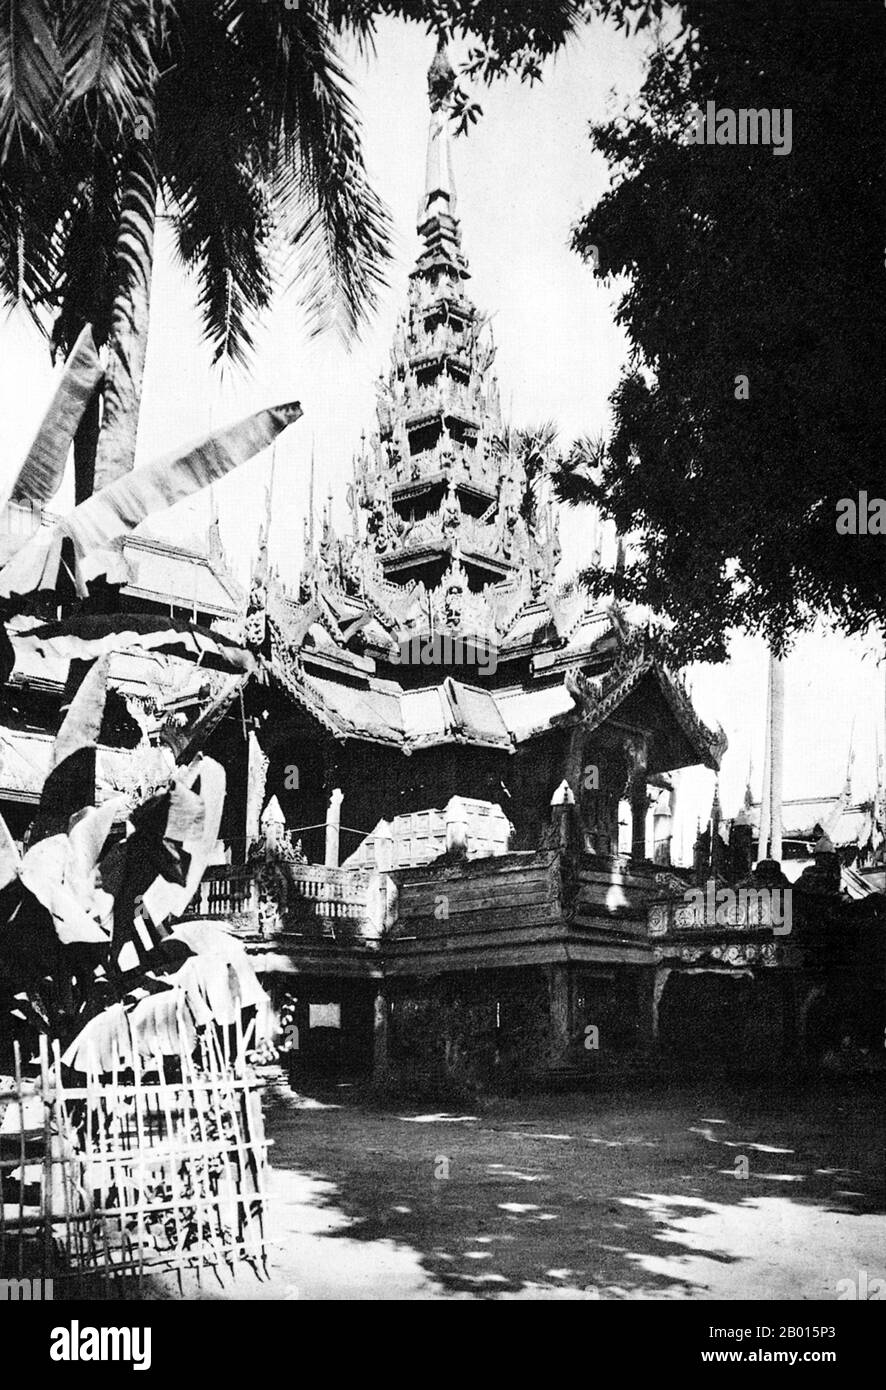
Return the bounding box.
[555,0,886,663]
[0,1,664,365]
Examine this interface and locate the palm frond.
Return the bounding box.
[0,110,69,326]
[0,0,63,157]
[156,4,271,363]
[62,0,158,136]
[49,144,122,353]
[232,0,392,341]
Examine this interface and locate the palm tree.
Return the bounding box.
[1,0,392,493]
[1,0,617,499]
[494,421,560,531]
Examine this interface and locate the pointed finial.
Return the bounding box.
[207,486,224,568]
[844,716,856,796]
[744,757,754,810]
[254,482,272,585]
[308,441,316,551]
[428,35,456,112]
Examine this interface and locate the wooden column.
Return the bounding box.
[245,730,269,853]
[547,964,571,1065]
[626,736,649,863]
[636,967,659,1052]
[769,655,785,862]
[372,988,389,1081]
[325,787,343,868]
[757,661,772,861]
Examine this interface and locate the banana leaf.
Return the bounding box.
[16,613,256,673]
[8,326,102,507]
[61,950,269,1072]
[18,833,114,945]
[0,811,21,891]
[0,400,302,600]
[31,653,111,840]
[141,756,226,926]
[15,795,128,947]
[48,652,110,775]
[61,993,203,1073]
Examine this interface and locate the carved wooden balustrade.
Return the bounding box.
[183,852,672,960]
[183,862,378,943]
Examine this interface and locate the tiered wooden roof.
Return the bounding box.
[252,45,725,778]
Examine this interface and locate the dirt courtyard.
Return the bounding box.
[167,1074,886,1301]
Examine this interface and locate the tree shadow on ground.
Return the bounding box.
[262,1075,886,1299]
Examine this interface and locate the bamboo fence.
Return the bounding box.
[0,1015,269,1296]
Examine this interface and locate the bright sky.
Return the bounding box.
[0,14,882,862]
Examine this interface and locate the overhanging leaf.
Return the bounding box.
[0,400,302,599]
[141,755,225,926]
[0,0,64,157]
[16,613,256,674]
[49,652,110,773]
[7,324,102,509]
[0,808,21,890]
[19,833,113,944]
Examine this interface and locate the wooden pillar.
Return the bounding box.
[769,655,785,862]
[651,966,671,1043]
[636,967,658,1052]
[626,734,649,863]
[245,730,269,853]
[547,963,571,1065]
[563,726,585,803]
[651,784,676,865]
[549,779,576,855]
[757,660,772,862]
[630,784,645,860]
[372,987,389,1081]
[325,787,343,868]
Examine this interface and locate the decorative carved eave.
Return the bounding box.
[565,642,726,773]
[266,637,391,747]
[161,673,248,762]
[653,664,727,771]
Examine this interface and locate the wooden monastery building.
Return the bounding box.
[1,45,882,1092]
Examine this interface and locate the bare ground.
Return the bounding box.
[152,1072,886,1301]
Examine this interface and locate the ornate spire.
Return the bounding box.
[428,36,456,110]
[709,777,723,875]
[316,44,562,633]
[419,39,464,280]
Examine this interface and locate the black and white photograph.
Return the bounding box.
[0,0,883,1360]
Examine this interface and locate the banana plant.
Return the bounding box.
[0,648,267,1067]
